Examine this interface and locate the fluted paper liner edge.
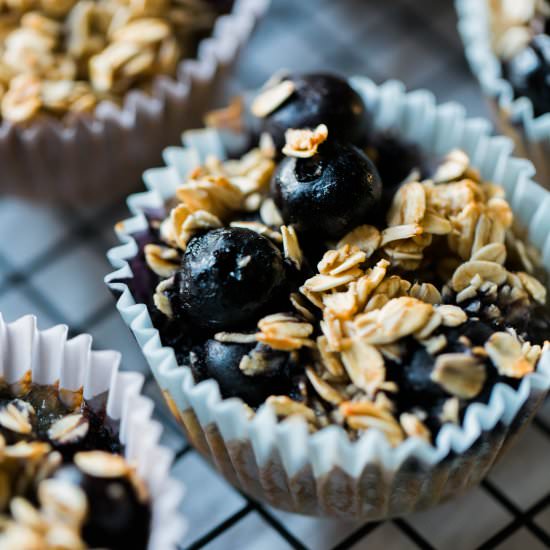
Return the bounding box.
[105,77,550,519]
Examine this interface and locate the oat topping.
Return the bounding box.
[141,137,549,445]
[0,400,34,435]
[0,0,224,122]
[489,0,548,58]
[281,224,302,269]
[431,354,487,399]
[256,313,314,351]
[47,413,89,445]
[144,243,180,277]
[0,444,147,549]
[400,412,431,442]
[250,79,295,118]
[484,331,535,377]
[281,123,329,158]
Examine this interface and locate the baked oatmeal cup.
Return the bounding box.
[0,0,269,203]
[457,0,550,188]
[106,74,550,519]
[0,314,183,548]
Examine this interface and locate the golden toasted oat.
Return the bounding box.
[337,225,381,257]
[265,396,316,423]
[431,353,486,399]
[316,335,345,378]
[305,367,344,405]
[517,272,547,304]
[153,277,174,318]
[409,282,442,304]
[339,400,404,446]
[256,313,314,351]
[440,397,460,424]
[451,260,507,292]
[281,225,303,269]
[340,338,385,397]
[144,244,180,277]
[485,331,535,378]
[251,79,295,118]
[400,413,431,442]
[282,124,328,158]
[436,305,468,327]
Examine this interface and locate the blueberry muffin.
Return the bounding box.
[488,0,550,116]
[0,382,151,549]
[120,72,550,445]
[0,0,233,123]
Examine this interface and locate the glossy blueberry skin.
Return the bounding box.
[260,73,371,149]
[202,339,294,407]
[504,34,550,117]
[392,320,495,410]
[173,227,287,331]
[52,464,150,550]
[271,141,382,239]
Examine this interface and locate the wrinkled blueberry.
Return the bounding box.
[260,73,371,149]
[503,34,550,117]
[271,141,382,239]
[201,339,295,407]
[52,464,150,550]
[173,228,287,330]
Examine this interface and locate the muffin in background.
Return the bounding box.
[0,0,269,204]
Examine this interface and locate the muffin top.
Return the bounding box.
[126,72,550,446]
[0,0,230,123]
[489,0,550,115]
[0,381,151,550]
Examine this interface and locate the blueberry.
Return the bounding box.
[173,227,287,330]
[400,346,448,403]
[444,319,494,348]
[202,339,295,407]
[52,463,150,550]
[505,303,550,345]
[271,141,382,239]
[503,34,550,116]
[368,134,426,191]
[260,73,371,149]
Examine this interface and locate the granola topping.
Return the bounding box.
[0,0,226,122]
[136,126,549,446]
[250,79,296,118]
[281,124,328,158]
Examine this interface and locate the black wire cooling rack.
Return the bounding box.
[0,0,549,548]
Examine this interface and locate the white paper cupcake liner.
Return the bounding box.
[105,77,550,520]
[0,313,185,549]
[0,0,269,205]
[455,0,550,188]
